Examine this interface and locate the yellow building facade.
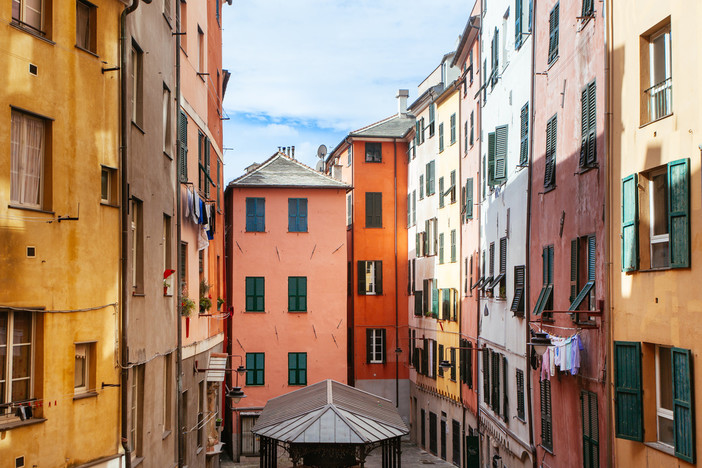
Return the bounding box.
[0,1,123,466]
[609,1,701,466]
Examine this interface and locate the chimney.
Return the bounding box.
[291,146,295,159]
[397,89,409,116]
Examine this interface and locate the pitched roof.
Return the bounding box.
[252,379,408,444]
[228,152,349,189]
[349,113,415,139]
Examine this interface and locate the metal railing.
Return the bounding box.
[644,77,672,123]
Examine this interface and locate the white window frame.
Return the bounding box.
[10,110,46,209]
[0,311,35,420]
[647,26,672,121]
[655,345,674,447]
[74,342,90,394]
[163,86,172,155]
[365,262,376,295]
[648,168,669,268]
[12,0,45,33]
[369,329,384,364]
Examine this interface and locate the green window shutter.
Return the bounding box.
[516,369,525,420]
[439,177,445,208]
[483,349,490,406]
[520,103,529,165]
[432,279,438,317]
[580,87,589,167]
[587,81,597,165]
[439,233,444,263]
[178,111,188,181]
[494,125,508,182]
[672,347,695,463]
[374,261,383,295]
[541,379,553,450]
[439,123,444,152]
[570,238,579,303]
[466,178,474,219]
[429,161,435,195]
[407,194,411,227]
[621,174,639,271]
[581,391,599,467]
[614,341,643,441]
[245,277,254,311]
[450,114,456,144]
[668,158,690,268]
[588,236,596,281]
[548,3,559,63]
[357,261,366,295]
[545,116,557,187]
[515,0,522,47]
[502,355,508,421]
[488,132,496,186]
[451,230,456,263]
[255,277,264,311]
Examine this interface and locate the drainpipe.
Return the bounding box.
[525,1,537,465]
[393,138,399,408]
[175,0,184,464]
[119,2,141,466]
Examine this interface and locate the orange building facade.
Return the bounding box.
[224,152,349,460]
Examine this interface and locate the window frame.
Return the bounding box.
[288,198,308,232]
[365,142,382,163]
[655,345,674,447]
[367,328,386,364]
[0,311,36,420]
[358,260,382,296]
[75,0,96,53]
[10,109,49,210]
[245,352,265,386]
[12,0,48,37]
[245,197,265,232]
[287,276,307,312]
[288,352,307,386]
[245,277,265,312]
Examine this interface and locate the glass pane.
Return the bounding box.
[658,348,673,411]
[101,169,109,200]
[0,344,6,384]
[658,415,674,446]
[651,33,669,85]
[12,0,20,20]
[0,312,7,345]
[12,378,29,401]
[652,173,668,235]
[75,355,86,388]
[651,242,669,269]
[13,312,31,344]
[12,344,31,379]
[24,0,42,30]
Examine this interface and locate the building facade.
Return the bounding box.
[477,0,534,465]
[224,152,349,461]
[0,1,124,466]
[609,1,700,466]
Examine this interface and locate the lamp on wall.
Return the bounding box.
[528,331,552,357]
[438,344,487,371]
[194,354,248,403]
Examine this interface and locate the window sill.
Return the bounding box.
[538,444,554,455]
[640,112,674,128]
[576,164,599,175]
[75,45,99,58]
[243,310,266,313]
[132,457,144,467]
[644,441,675,457]
[8,204,54,215]
[637,266,682,273]
[541,185,557,195]
[163,12,173,29]
[0,417,46,431]
[9,22,54,45]
[73,391,98,401]
[287,231,309,234]
[547,56,560,70]
[164,151,173,161]
[288,310,307,314]
[100,201,120,208]
[132,293,145,297]
[162,429,172,440]
[245,230,266,234]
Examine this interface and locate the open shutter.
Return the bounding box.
[668,158,690,268]
[672,347,695,463]
[483,349,490,406]
[614,341,643,441]
[570,238,579,302]
[502,355,508,421]
[494,125,508,182]
[520,103,529,165]
[580,88,589,167]
[380,328,387,363]
[587,81,597,165]
[357,261,366,295]
[366,329,373,364]
[374,261,383,295]
[588,235,596,281]
[178,111,188,181]
[621,174,639,271]
[466,178,474,219]
[431,280,438,317]
[544,117,557,187]
[288,277,296,311]
[487,132,496,186]
[515,0,522,45]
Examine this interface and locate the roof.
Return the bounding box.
[349,113,415,139]
[252,379,408,444]
[228,152,349,189]
[408,83,445,113]
[452,16,481,67]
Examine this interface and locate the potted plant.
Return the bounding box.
[217,297,225,311]
[199,296,212,314]
[215,418,223,428]
[163,269,176,295]
[181,297,196,317]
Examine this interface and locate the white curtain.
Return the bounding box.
[76,2,89,49]
[11,111,44,208]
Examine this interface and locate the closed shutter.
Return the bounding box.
[570,238,579,302]
[178,111,188,181]
[289,198,298,232]
[492,352,500,414]
[588,235,596,281]
[365,192,382,227]
[245,277,254,311]
[614,341,643,441]
[580,87,589,167]
[668,158,690,268]
[374,261,383,294]
[494,125,508,182]
[672,347,695,463]
[487,132,496,186]
[366,329,373,364]
[548,4,559,63]
[357,261,366,295]
[502,355,508,421]
[483,349,490,406]
[298,199,307,231]
[541,379,553,450]
[621,174,639,271]
[516,369,525,420]
[544,116,557,187]
[520,103,529,165]
[581,390,599,468]
[466,178,474,219]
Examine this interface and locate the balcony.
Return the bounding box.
[644,77,672,124]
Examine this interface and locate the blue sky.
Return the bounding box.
[220,0,474,184]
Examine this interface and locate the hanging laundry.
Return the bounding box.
[541,348,550,381]
[197,225,209,251]
[193,193,200,224]
[184,187,191,219]
[571,335,584,375]
[203,204,210,232]
[549,347,555,377]
[198,198,206,225]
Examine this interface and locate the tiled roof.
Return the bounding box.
[228,152,349,189]
[350,113,415,138]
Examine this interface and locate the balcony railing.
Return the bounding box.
[644,77,672,123]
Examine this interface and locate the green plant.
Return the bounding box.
[181,297,196,317]
[200,279,211,297]
[199,296,212,313]
[217,297,225,310]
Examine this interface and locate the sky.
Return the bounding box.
[220,0,474,184]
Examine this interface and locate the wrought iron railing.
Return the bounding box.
[644,77,672,123]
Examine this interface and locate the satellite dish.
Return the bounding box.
[317,144,327,159]
[315,160,325,172]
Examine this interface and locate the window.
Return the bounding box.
[579,80,597,167]
[439,123,444,152]
[533,245,554,317]
[581,390,599,468]
[245,353,264,385]
[515,0,523,48]
[516,369,525,421]
[439,233,445,264]
[582,0,594,17]
[541,379,553,450]
[346,193,352,226]
[358,261,382,295]
[162,215,172,295]
[452,419,460,465]
[428,103,436,137]
[450,113,456,144]
[10,109,49,209]
[544,115,557,188]
[419,175,424,200]
[130,365,144,457]
[469,111,474,147]
[197,26,205,72]
[643,24,672,124]
[365,192,382,228]
[449,170,456,204]
[75,0,96,53]
[245,197,265,232]
[100,166,117,205]
[439,177,445,208]
[162,354,172,432]
[131,42,143,127]
[450,230,456,263]
[426,161,436,195]
[366,328,386,364]
[245,277,264,312]
[425,218,438,256]
[162,86,172,156]
[487,125,507,186]
[12,0,47,36]
[490,237,507,297]
[511,265,525,315]
[365,142,382,162]
[131,198,144,294]
[548,3,559,64]
[197,380,204,448]
[198,132,211,197]
[621,159,690,271]
[347,146,353,166]
[0,311,35,419]
[463,177,474,221]
[440,415,447,459]
[178,111,188,181]
[569,235,596,314]
[459,339,473,388]
[288,353,307,385]
[520,103,529,165]
[179,241,187,294]
[288,277,306,312]
[288,198,308,232]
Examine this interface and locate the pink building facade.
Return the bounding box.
[224,152,349,460]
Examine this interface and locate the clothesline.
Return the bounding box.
[529,321,582,339]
